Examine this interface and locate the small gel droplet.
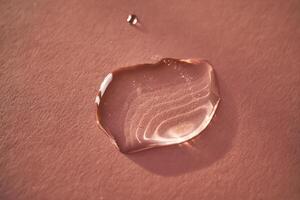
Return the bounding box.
[127,14,138,25]
[96,58,220,153]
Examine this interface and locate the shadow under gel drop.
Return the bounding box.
[95,58,220,153]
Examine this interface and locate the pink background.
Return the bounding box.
[1,0,299,199]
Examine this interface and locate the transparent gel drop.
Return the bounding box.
[95,58,220,153]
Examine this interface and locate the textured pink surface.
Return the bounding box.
[1,0,299,199]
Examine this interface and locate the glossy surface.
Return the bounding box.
[96,58,220,153]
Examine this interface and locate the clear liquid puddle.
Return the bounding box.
[96,58,220,153]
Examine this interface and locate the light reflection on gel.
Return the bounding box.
[96,58,220,153]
